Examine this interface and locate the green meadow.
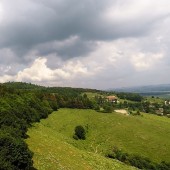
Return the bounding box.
[26,109,170,169]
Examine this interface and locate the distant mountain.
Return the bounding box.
[110,84,170,97]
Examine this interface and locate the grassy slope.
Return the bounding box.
[26,109,170,169]
[26,120,135,170]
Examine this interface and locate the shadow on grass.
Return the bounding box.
[30,167,38,170]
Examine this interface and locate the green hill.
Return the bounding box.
[26,122,135,170]
[26,109,170,169]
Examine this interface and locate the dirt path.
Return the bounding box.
[114,109,129,115]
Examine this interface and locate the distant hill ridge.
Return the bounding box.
[2,82,101,95]
[111,84,170,93]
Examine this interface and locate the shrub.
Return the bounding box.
[103,104,113,113]
[107,146,170,170]
[73,125,86,140]
[157,161,170,170]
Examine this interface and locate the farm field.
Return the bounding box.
[26,109,170,169]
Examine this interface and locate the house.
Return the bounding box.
[106,95,118,103]
[165,100,170,105]
[156,108,164,116]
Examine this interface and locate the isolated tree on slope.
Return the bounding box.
[73,125,86,140]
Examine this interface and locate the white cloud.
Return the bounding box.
[16,57,55,81]
[104,0,170,22]
[18,57,91,81]
[0,57,92,84]
[131,52,163,70]
[0,3,3,22]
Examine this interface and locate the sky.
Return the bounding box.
[0,0,170,89]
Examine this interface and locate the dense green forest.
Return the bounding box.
[0,84,53,169]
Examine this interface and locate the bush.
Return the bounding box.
[157,161,170,170]
[107,146,170,170]
[103,104,113,113]
[130,110,141,116]
[73,125,86,140]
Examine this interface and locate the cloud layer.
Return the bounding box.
[0,0,170,89]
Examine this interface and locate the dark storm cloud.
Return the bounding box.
[0,0,165,62]
[35,37,96,60]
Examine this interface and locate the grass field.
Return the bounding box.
[26,109,170,169]
[144,96,164,104]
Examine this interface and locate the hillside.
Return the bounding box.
[26,109,170,169]
[26,120,135,170]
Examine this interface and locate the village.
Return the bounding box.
[91,93,170,118]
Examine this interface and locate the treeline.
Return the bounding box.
[115,92,143,102]
[3,82,100,94]
[3,82,100,109]
[3,82,44,90]
[108,146,170,170]
[45,93,93,109]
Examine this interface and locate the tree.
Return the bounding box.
[103,103,113,113]
[0,133,33,170]
[73,125,86,140]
